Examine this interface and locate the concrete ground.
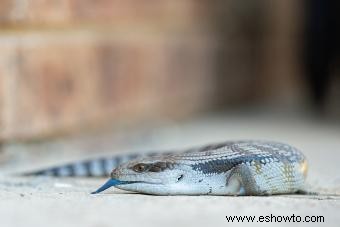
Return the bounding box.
[1,113,340,227]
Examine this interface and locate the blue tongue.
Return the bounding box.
[91,179,126,194]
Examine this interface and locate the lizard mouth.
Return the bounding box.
[91,179,160,194]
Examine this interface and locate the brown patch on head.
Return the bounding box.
[149,162,173,172]
[130,162,174,173]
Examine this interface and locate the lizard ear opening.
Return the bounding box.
[176,174,184,182]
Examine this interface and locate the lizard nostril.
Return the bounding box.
[177,174,184,182]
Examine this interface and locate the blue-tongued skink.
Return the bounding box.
[25,140,308,196]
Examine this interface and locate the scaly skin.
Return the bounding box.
[92,141,308,195]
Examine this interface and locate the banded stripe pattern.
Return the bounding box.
[25,154,145,177]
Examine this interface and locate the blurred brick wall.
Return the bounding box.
[0,0,307,142]
[0,1,218,141]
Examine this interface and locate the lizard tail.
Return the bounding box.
[23,154,140,177]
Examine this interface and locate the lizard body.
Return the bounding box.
[27,140,308,195]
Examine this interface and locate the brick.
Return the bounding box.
[8,36,100,139]
[0,35,106,140]
[0,0,72,25]
[0,33,216,141]
[1,0,211,30]
[25,0,72,24]
[0,0,13,24]
[142,37,215,115]
[70,0,201,27]
[0,40,20,140]
[94,36,215,118]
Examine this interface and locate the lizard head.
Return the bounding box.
[91,155,196,195]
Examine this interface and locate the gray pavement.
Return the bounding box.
[1,113,339,227]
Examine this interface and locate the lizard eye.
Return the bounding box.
[133,163,148,172]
